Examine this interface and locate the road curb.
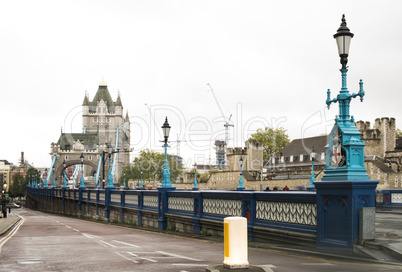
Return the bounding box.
[0,216,21,237]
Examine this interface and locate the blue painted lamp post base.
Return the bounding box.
[314,180,378,251]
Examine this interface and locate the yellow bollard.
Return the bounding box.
[223,216,249,269]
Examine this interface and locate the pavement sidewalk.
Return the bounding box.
[0,212,20,236]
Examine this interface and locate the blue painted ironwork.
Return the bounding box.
[326,70,365,122]
[237,158,245,190]
[106,153,115,189]
[308,159,316,190]
[62,169,68,189]
[314,15,379,252]
[96,154,102,188]
[110,126,119,181]
[192,164,198,190]
[161,117,172,188]
[322,28,369,181]
[161,143,172,187]
[26,187,317,236]
[79,163,86,189]
[140,171,143,189]
[376,190,402,208]
[47,155,57,185]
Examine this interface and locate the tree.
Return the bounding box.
[248,127,290,164]
[396,128,402,138]
[200,169,218,183]
[120,149,183,186]
[10,173,23,197]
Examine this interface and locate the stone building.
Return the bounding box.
[175,140,265,190]
[50,81,131,184]
[356,117,396,158]
[174,117,402,191]
[226,140,264,171]
[0,160,12,192]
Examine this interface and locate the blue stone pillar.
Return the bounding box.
[78,188,83,212]
[105,188,112,221]
[157,187,175,230]
[315,180,378,251]
[138,191,143,227]
[191,192,202,234]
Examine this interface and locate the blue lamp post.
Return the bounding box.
[161,117,172,187]
[322,14,369,181]
[307,148,316,191]
[140,171,143,189]
[192,163,199,190]
[79,153,86,189]
[123,168,126,189]
[52,166,56,187]
[237,157,245,190]
[43,168,47,187]
[106,143,115,189]
[62,160,68,189]
[28,174,31,187]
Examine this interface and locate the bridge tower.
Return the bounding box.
[50,80,131,187]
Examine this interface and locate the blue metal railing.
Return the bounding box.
[376,190,402,208]
[26,186,317,236]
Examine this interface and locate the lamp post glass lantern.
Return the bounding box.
[161,117,172,187]
[237,157,245,190]
[334,14,354,69]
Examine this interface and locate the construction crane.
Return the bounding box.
[207,83,234,168]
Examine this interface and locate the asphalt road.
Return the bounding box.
[0,208,401,272]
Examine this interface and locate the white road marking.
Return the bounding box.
[258,265,275,272]
[98,240,117,248]
[112,240,139,248]
[301,263,335,266]
[141,257,158,262]
[65,225,72,228]
[172,264,208,267]
[0,215,25,253]
[126,252,157,262]
[73,229,80,232]
[114,252,138,263]
[82,233,102,239]
[156,251,203,262]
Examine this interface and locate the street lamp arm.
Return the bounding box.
[326,89,338,109]
[350,79,365,102]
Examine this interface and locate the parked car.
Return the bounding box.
[7,203,21,208]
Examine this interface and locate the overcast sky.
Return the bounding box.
[1,0,401,169]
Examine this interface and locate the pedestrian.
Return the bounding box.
[283,185,289,191]
[265,187,270,191]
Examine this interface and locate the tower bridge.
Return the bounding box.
[47,80,131,188]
